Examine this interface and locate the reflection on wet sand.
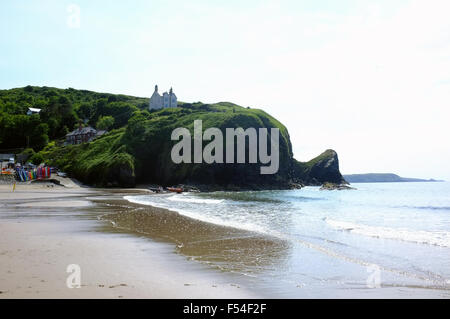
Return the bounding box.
[98,199,291,274]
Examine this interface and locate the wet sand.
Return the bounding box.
[0,181,259,298]
[99,199,289,275]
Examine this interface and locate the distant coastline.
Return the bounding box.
[344,173,444,183]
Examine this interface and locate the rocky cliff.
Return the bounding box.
[291,149,347,186]
[37,98,346,189]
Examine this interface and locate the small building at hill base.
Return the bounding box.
[0,154,14,162]
[65,125,107,145]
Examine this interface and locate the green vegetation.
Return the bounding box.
[96,115,115,130]
[41,129,135,186]
[123,102,294,188]
[0,113,49,150]
[304,149,336,168]
[38,101,294,188]
[1,86,345,188]
[0,86,148,151]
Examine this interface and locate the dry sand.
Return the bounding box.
[0,180,258,299]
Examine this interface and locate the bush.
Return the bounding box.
[30,152,44,165]
[96,115,114,130]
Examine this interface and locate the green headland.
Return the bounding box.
[0,86,346,190]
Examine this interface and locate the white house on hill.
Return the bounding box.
[149,85,177,110]
[27,107,41,115]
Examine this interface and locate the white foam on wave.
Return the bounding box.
[325,218,450,248]
[124,195,163,207]
[167,195,224,204]
[123,195,267,234]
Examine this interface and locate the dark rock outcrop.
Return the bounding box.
[106,163,135,187]
[320,182,355,190]
[307,150,347,185]
[291,149,347,186]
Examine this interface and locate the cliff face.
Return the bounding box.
[123,102,295,190]
[176,149,347,190]
[306,149,347,185]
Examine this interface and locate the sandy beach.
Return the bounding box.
[0,179,258,299]
[3,179,449,299]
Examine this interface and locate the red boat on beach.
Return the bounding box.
[167,187,183,193]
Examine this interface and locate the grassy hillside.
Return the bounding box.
[39,129,135,186]
[1,86,345,188]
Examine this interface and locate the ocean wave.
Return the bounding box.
[325,218,450,248]
[123,195,268,234]
[278,194,324,202]
[200,191,284,204]
[167,195,224,204]
[123,195,163,207]
[398,206,450,211]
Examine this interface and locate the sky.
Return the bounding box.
[1,0,449,180]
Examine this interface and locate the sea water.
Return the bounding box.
[124,182,450,297]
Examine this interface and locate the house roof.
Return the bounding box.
[28,108,41,113]
[0,154,14,160]
[66,126,97,137]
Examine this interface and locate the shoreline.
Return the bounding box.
[0,181,260,299]
[3,180,448,298]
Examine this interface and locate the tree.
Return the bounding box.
[30,152,44,165]
[96,115,114,131]
[76,102,93,121]
[103,102,138,128]
[30,123,49,150]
